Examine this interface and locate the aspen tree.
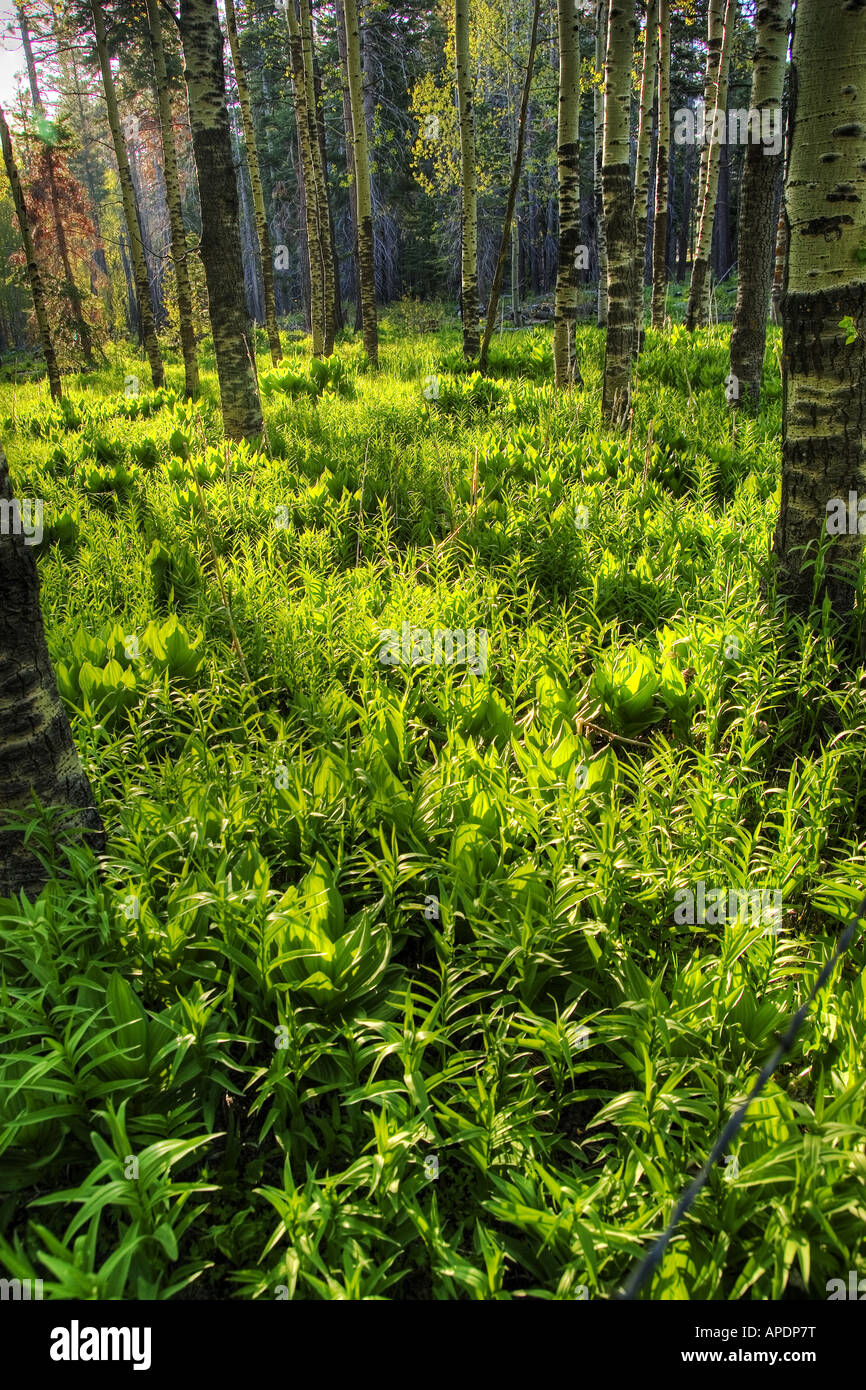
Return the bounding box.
[342,0,378,365]
[455,0,479,358]
[650,0,670,329]
[145,0,200,396]
[90,0,164,387]
[178,0,263,442]
[553,0,581,387]
[729,0,791,407]
[685,0,736,331]
[775,0,866,622]
[601,0,636,425]
[224,0,282,365]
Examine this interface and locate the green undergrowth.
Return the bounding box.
[0,322,864,1301]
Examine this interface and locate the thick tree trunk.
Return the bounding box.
[0,104,61,401]
[729,0,791,409]
[91,0,164,387]
[553,0,581,387]
[0,444,104,899]
[685,0,736,331]
[651,0,670,328]
[224,0,282,365]
[595,0,609,327]
[17,2,96,368]
[481,0,540,371]
[632,0,659,356]
[145,0,200,396]
[601,0,636,425]
[179,0,262,442]
[342,0,378,364]
[455,0,479,359]
[774,0,866,621]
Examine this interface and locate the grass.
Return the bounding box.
[0,318,864,1301]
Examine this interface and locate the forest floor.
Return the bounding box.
[0,319,865,1300]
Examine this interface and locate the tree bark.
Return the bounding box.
[601,0,636,425]
[313,52,343,334]
[632,0,659,356]
[651,0,670,328]
[0,443,104,898]
[179,0,262,442]
[342,0,378,364]
[553,0,581,387]
[17,1,97,368]
[774,0,866,621]
[91,0,164,387]
[480,0,540,371]
[145,0,200,396]
[594,0,609,328]
[455,0,479,359]
[224,0,282,365]
[685,0,736,331]
[0,104,61,401]
[729,0,791,408]
[285,0,325,354]
[298,0,335,356]
[770,198,786,325]
[334,0,362,331]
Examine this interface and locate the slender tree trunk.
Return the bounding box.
[774,0,866,623]
[0,104,61,401]
[455,0,479,359]
[313,52,343,334]
[0,442,104,898]
[298,0,335,355]
[480,0,540,371]
[342,0,378,364]
[179,0,262,442]
[90,0,164,387]
[770,199,786,325]
[223,0,282,365]
[729,0,791,408]
[685,0,736,331]
[553,0,581,387]
[651,0,670,328]
[335,0,362,331]
[632,0,659,357]
[595,0,609,327]
[17,2,96,368]
[145,0,199,396]
[285,0,325,354]
[601,0,636,425]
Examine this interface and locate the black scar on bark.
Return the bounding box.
[800,216,855,239]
